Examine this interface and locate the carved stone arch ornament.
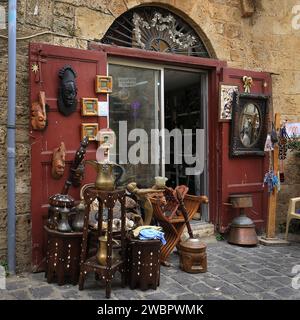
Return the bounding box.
[101,6,211,58]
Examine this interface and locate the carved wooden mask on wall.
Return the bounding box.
[57,65,78,116]
[31,91,47,130]
[52,142,66,179]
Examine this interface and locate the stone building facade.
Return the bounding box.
[0,0,299,271]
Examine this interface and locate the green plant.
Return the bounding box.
[278,222,286,233]
[0,260,9,276]
[215,233,224,241]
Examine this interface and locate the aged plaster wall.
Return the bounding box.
[0,0,299,271]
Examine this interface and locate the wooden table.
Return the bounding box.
[78,187,126,298]
[44,226,82,285]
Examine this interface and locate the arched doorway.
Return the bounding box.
[101,6,211,220]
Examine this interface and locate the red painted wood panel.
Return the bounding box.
[218,67,272,232]
[29,43,107,270]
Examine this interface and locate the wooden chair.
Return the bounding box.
[150,187,208,266]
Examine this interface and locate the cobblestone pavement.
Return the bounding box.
[1,240,300,300]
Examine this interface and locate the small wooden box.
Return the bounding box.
[44,226,83,285]
[126,238,161,291]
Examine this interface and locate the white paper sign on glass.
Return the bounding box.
[98,101,109,117]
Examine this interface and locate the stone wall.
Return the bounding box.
[0,0,299,271]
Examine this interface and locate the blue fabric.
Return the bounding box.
[263,170,279,193]
[138,229,166,245]
[296,209,300,214]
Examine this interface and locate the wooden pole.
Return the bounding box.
[266,113,280,239]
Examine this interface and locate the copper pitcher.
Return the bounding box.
[85,160,124,191]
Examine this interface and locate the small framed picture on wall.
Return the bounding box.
[81,98,98,116]
[219,83,239,121]
[81,123,99,141]
[95,76,113,93]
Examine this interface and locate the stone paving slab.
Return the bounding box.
[0,240,299,300]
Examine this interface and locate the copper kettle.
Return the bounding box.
[85,160,124,191]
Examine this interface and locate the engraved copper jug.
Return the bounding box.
[85,160,124,191]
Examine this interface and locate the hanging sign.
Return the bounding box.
[118,77,136,88]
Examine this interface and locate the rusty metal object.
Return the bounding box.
[228,194,258,246]
[178,238,207,273]
[229,193,253,208]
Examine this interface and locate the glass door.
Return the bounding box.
[108,63,162,187]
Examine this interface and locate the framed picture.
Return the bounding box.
[230,92,269,157]
[95,76,113,93]
[81,98,98,116]
[81,123,99,141]
[219,83,239,121]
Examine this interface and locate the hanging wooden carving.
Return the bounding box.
[31,91,47,131]
[51,142,66,179]
[57,65,78,116]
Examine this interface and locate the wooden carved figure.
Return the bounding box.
[57,65,78,116]
[31,91,47,130]
[52,142,66,179]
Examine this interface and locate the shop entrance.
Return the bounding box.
[108,62,209,221]
[164,69,208,220]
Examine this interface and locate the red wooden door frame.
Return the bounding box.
[218,67,272,232]
[89,43,227,228]
[29,43,108,270]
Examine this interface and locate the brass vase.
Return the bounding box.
[85,160,124,191]
[96,234,120,266]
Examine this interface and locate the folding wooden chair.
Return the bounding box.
[150,186,208,266]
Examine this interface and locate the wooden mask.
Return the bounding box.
[31,91,47,130]
[57,65,78,116]
[51,142,66,179]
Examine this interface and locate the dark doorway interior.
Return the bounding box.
[164,69,206,197]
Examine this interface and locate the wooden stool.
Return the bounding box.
[127,238,161,290]
[178,240,207,273]
[44,226,82,285]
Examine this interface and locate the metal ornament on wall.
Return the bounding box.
[242,76,253,93]
[101,6,210,58]
[57,65,78,116]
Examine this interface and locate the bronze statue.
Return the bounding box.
[51,142,66,179]
[57,65,77,116]
[126,182,165,225]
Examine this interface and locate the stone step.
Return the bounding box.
[181,221,217,243]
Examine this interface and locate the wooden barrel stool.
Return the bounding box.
[177,239,207,273]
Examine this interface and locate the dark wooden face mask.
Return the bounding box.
[57,65,78,116]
